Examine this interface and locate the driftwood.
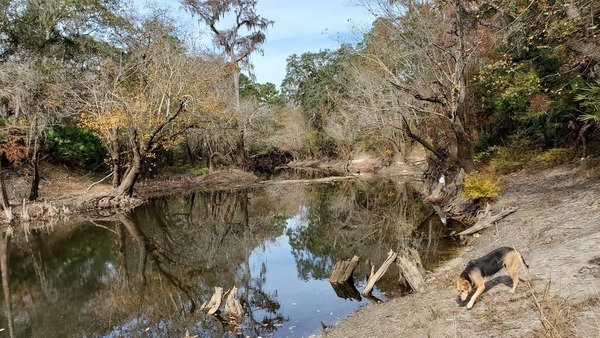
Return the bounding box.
[362,250,397,296]
[457,205,518,236]
[329,255,360,283]
[396,248,426,293]
[87,172,114,191]
[201,286,223,315]
[224,286,244,321]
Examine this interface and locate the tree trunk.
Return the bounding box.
[110,129,121,189]
[455,129,474,173]
[329,255,360,283]
[115,148,143,197]
[396,248,426,293]
[363,250,397,296]
[236,129,247,167]
[28,140,40,201]
[201,286,223,315]
[0,161,13,222]
[224,286,244,321]
[118,213,148,286]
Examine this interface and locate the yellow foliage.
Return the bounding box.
[79,45,229,163]
[462,171,502,200]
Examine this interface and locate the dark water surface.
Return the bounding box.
[0,177,458,337]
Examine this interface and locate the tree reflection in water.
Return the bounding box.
[0,178,458,337]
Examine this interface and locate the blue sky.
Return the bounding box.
[137,0,375,87]
[251,0,374,86]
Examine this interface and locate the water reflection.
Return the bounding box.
[0,178,458,337]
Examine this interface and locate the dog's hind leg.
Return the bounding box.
[466,271,485,309]
[506,251,520,293]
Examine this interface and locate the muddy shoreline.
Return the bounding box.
[325,166,600,337]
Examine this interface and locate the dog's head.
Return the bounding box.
[456,277,472,301]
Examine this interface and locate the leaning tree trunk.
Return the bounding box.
[28,139,40,201]
[115,148,143,197]
[110,129,121,189]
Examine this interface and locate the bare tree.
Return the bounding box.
[0,57,73,201]
[357,0,486,176]
[80,15,227,197]
[182,0,273,165]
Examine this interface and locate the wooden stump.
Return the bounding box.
[396,248,426,293]
[329,255,360,283]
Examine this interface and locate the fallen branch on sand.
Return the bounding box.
[457,205,518,236]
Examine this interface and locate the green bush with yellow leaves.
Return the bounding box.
[462,171,502,200]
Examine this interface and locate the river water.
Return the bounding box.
[0,177,458,337]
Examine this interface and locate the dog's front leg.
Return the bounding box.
[467,283,485,310]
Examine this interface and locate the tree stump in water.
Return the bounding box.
[396,248,426,293]
[329,255,360,283]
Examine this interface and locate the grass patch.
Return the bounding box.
[477,139,540,174]
[580,156,600,179]
[533,148,576,166]
[528,278,576,338]
[162,165,210,176]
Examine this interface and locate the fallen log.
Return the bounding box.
[362,250,397,296]
[457,206,518,236]
[201,286,223,315]
[329,255,360,283]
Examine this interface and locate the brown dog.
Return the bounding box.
[456,247,529,309]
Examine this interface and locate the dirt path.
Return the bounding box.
[326,167,600,338]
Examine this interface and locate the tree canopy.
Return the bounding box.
[0,0,598,203]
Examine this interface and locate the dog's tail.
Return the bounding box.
[517,250,530,269]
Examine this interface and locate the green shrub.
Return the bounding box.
[45,126,106,169]
[303,131,336,157]
[163,165,209,176]
[480,137,542,174]
[534,148,575,165]
[463,171,502,200]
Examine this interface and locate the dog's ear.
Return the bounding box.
[457,278,471,292]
